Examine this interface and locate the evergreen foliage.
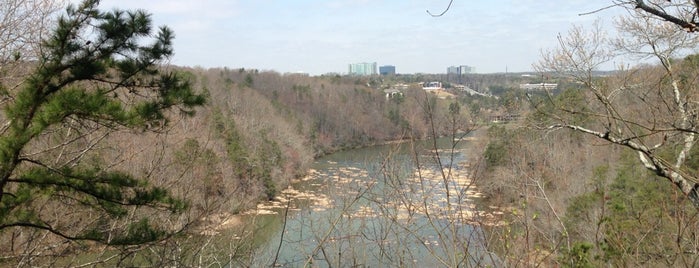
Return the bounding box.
[0,0,205,247]
[562,152,696,266]
[483,125,510,169]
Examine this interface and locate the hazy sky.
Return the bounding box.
[91,0,623,75]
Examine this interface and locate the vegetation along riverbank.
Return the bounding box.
[3,0,699,267]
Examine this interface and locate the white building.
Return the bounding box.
[422,81,442,91]
[519,83,558,90]
[348,62,377,76]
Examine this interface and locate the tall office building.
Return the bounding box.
[447,65,474,75]
[349,62,377,76]
[459,65,474,74]
[447,66,460,75]
[379,65,396,75]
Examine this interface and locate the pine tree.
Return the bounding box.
[0,0,205,251]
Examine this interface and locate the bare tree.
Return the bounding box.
[0,0,65,87]
[431,0,699,31]
[614,0,699,32]
[535,7,699,208]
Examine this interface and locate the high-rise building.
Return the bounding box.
[447,66,460,75]
[447,65,474,75]
[379,65,396,75]
[459,65,474,74]
[348,62,377,76]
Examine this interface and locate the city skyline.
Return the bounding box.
[91,0,625,75]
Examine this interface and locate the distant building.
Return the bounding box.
[348,62,377,76]
[422,81,442,91]
[394,83,409,90]
[384,88,402,99]
[459,65,474,74]
[447,65,474,75]
[379,65,396,75]
[447,66,460,75]
[519,83,558,90]
[283,71,309,77]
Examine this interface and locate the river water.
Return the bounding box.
[232,137,499,267]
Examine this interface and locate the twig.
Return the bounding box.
[578,3,624,16]
[427,0,454,17]
[271,196,291,267]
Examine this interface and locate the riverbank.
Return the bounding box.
[170,129,520,266]
[200,128,490,235]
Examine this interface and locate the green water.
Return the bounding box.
[234,137,499,267]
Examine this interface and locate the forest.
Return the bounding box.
[2,0,699,267]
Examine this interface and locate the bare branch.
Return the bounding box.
[427,0,454,17]
[579,3,625,16]
[633,0,699,32]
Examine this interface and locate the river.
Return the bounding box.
[227,136,500,267]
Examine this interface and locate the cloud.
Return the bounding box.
[98,0,240,28]
[75,0,627,74]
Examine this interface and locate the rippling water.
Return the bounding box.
[235,137,501,267]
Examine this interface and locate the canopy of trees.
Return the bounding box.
[0,0,208,264]
[477,1,699,266]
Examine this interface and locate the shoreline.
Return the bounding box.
[201,127,492,235]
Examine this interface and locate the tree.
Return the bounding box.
[0,0,205,258]
[534,6,699,208]
[615,0,699,32]
[431,1,699,30]
[0,0,66,91]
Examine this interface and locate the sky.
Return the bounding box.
[88,0,624,75]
